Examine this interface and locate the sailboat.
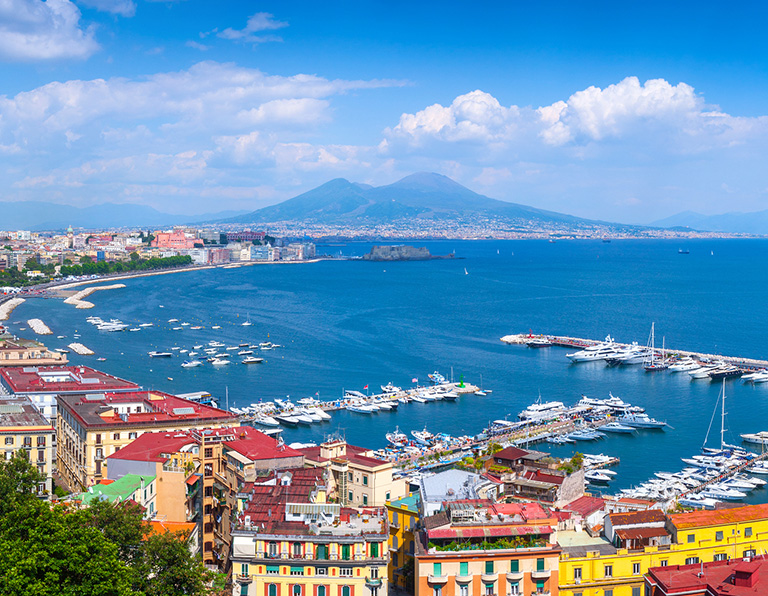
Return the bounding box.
[644,322,668,371]
[464,268,468,275]
[241,313,253,326]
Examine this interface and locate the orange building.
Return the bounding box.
[416,500,560,596]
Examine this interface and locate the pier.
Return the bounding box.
[501,333,768,370]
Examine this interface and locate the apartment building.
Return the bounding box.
[387,493,420,590]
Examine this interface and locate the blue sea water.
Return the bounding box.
[8,239,768,501]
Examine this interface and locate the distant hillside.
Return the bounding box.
[222,172,608,227]
[0,202,248,231]
[652,210,768,234]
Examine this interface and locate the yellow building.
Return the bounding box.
[231,468,388,596]
[387,493,420,590]
[0,337,67,366]
[301,438,406,507]
[558,503,768,596]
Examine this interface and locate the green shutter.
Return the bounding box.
[537,558,545,571]
[267,565,280,574]
[433,562,442,576]
[371,543,379,558]
[509,560,519,573]
[291,566,303,574]
[485,560,494,573]
[460,562,468,576]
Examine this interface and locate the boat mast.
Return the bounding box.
[721,379,726,451]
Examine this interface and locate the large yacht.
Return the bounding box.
[566,336,619,362]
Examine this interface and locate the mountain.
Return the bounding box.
[223,172,601,227]
[652,210,768,234]
[0,201,249,231]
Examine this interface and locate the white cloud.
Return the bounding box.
[217,12,287,44]
[0,0,99,61]
[78,0,136,17]
[185,40,209,51]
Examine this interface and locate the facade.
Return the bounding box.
[645,555,768,596]
[231,468,389,596]
[558,503,768,596]
[55,389,238,491]
[0,396,55,496]
[416,500,560,596]
[387,493,420,590]
[301,438,406,507]
[75,473,158,517]
[151,230,200,250]
[0,337,68,366]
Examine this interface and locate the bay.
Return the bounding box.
[8,238,768,502]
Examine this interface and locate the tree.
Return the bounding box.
[0,450,44,516]
[80,255,93,263]
[134,530,211,596]
[23,257,40,271]
[83,499,148,565]
[130,251,141,261]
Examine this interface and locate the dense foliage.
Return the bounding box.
[0,451,212,596]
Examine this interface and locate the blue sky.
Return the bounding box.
[1,1,767,222]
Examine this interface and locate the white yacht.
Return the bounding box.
[566,338,620,362]
[211,358,231,366]
[242,356,264,364]
[740,431,768,445]
[181,360,203,368]
[518,399,566,421]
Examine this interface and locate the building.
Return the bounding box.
[387,493,420,590]
[605,509,671,550]
[645,555,768,596]
[0,365,138,421]
[0,337,68,366]
[105,425,303,569]
[151,230,201,250]
[558,503,768,596]
[74,473,157,517]
[226,231,266,243]
[301,438,406,507]
[419,469,501,516]
[416,499,561,596]
[231,467,389,596]
[56,389,239,491]
[0,396,55,496]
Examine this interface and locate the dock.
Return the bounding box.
[501,333,768,370]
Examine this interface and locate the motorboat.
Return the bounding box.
[568,428,605,441]
[253,416,280,427]
[181,360,203,368]
[238,350,254,356]
[518,399,566,421]
[740,431,768,445]
[669,359,700,372]
[412,427,435,446]
[526,337,553,348]
[292,411,315,424]
[428,371,446,385]
[677,494,720,509]
[381,383,402,394]
[386,426,409,447]
[601,422,635,433]
[702,484,746,501]
[689,364,723,379]
[211,358,230,366]
[585,470,613,484]
[139,323,153,327]
[566,336,619,362]
[709,366,743,380]
[346,404,377,414]
[242,356,264,364]
[618,413,667,429]
[275,414,299,425]
[148,351,172,358]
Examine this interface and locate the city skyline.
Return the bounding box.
[1,1,767,223]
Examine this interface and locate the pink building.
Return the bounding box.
[151,230,200,250]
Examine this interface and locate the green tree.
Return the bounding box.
[23,257,40,271]
[80,255,93,264]
[134,530,211,596]
[130,251,141,261]
[0,450,44,516]
[83,499,148,565]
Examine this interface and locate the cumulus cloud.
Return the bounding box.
[78,0,136,17]
[0,0,99,61]
[217,12,287,44]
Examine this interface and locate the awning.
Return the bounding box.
[186,475,200,486]
[428,525,553,540]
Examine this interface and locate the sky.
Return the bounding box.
[0,1,767,223]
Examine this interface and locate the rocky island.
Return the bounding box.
[362,245,455,261]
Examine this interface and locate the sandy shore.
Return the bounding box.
[63,284,127,309]
[0,297,25,321]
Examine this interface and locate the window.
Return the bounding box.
[362,494,368,506]
[433,563,442,576]
[23,436,32,447]
[509,560,519,573]
[316,567,327,576]
[459,562,468,576]
[433,588,441,596]
[509,582,519,595]
[204,447,213,458]
[348,491,353,503]
[128,432,137,439]
[266,566,279,576]
[363,474,368,486]
[342,585,351,596]
[4,437,11,445]
[660,560,668,567]
[370,543,379,558]
[632,562,641,575]
[715,531,723,541]
[95,434,102,445]
[392,512,399,525]
[293,543,302,558]
[268,542,278,558]
[604,591,613,596]
[113,433,120,441]
[290,566,303,576]
[460,585,469,596]
[687,534,695,543]
[392,553,398,567]
[241,564,249,576]
[37,449,45,462]
[536,558,545,571]
[685,557,700,565]
[535,580,545,594]
[484,583,493,596]
[292,585,302,596]
[744,549,757,558]
[574,567,582,581]
[385,492,390,501]
[268,585,277,596]
[37,437,45,447]
[745,527,753,537]
[370,568,378,579]
[632,588,641,596]
[341,544,351,561]
[485,560,494,574]
[714,553,727,561]
[348,472,353,481]
[340,568,353,577]
[604,565,613,578]
[316,544,328,560]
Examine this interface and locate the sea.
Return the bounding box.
[7,238,768,502]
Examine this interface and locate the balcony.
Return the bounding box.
[428,574,448,584]
[455,574,472,584]
[481,572,498,583]
[506,572,524,582]
[365,578,382,588]
[237,575,252,584]
[530,592,550,596]
[531,569,551,580]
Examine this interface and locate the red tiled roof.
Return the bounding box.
[565,495,605,517]
[107,431,197,462]
[610,508,666,527]
[522,469,565,486]
[615,527,669,540]
[494,446,531,462]
[0,365,138,394]
[225,426,303,461]
[299,442,388,468]
[647,556,768,595]
[668,503,768,530]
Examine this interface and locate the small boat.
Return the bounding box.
[386,426,408,447]
[139,323,153,327]
[193,345,203,349]
[346,404,377,414]
[275,414,299,425]
[181,360,203,368]
[168,318,178,323]
[241,314,253,326]
[238,350,253,356]
[601,422,635,433]
[54,348,69,354]
[210,358,230,366]
[171,347,181,351]
[181,322,190,326]
[740,431,768,445]
[190,326,204,330]
[585,470,613,484]
[148,351,172,358]
[212,325,222,329]
[97,357,106,362]
[526,337,553,348]
[129,328,141,332]
[172,326,183,330]
[242,356,264,364]
[226,346,238,351]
